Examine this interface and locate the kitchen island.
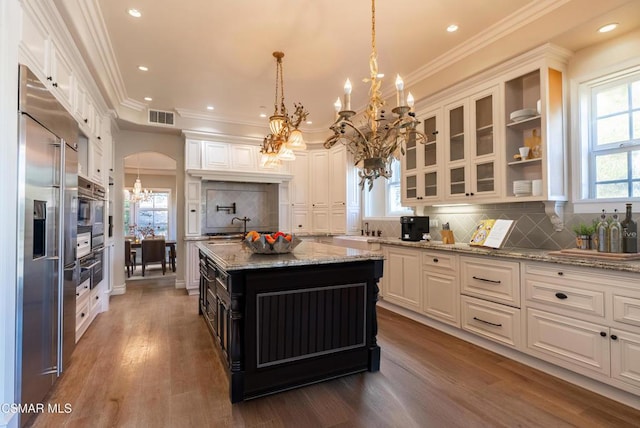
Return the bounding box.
[196,240,384,403]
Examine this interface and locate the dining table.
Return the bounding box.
[129,239,177,272]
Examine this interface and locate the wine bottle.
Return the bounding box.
[596,210,609,252]
[609,209,622,253]
[621,203,638,253]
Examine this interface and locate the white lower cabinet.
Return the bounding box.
[421,251,459,327]
[526,307,610,376]
[523,261,640,395]
[462,295,521,348]
[381,246,421,312]
[75,278,91,342]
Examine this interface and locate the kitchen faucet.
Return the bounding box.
[232,216,251,235]
[364,222,370,236]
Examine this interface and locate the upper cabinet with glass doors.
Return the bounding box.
[401,108,442,205]
[444,86,500,202]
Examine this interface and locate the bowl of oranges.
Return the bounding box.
[243,231,301,254]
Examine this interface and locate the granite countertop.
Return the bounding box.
[196,241,384,272]
[372,237,640,274]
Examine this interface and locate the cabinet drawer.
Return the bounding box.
[613,294,640,327]
[90,288,101,314]
[525,279,605,318]
[423,251,457,271]
[460,257,520,307]
[461,295,521,349]
[526,308,610,377]
[75,300,90,334]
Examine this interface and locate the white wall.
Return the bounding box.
[113,130,185,292]
[1,1,21,426]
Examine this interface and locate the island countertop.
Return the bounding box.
[196,240,384,272]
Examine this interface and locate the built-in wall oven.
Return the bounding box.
[78,176,106,239]
[78,227,103,290]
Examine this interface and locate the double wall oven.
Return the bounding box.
[77,176,105,290]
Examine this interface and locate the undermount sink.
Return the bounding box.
[207,233,244,242]
[332,235,381,251]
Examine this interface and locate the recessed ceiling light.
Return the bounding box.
[144,97,152,101]
[259,113,267,118]
[598,23,618,33]
[138,65,148,71]
[306,120,312,125]
[447,24,458,33]
[127,8,141,18]
[206,106,214,111]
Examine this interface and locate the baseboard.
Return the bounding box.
[377,299,640,411]
[111,282,126,295]
[186,286,199,296]
[175,279,185,289]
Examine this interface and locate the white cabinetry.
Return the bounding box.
[460,256,521,349]
[185,241,201,295]
[185,178,201,236]
[444,86,500,202]
[88,138,104,184]
[401,108,442,204]
[381,246,421,311]
[421,251,459,327]
[523,262,640,395]
[46,39,74,110]
[203,142,231,170]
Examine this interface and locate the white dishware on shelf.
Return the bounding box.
[532,179,543,196]
[519,147,530,159]
[510,108,538,122]
[513,179,532,196]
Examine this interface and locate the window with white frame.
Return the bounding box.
[363,160,413,218]
[578,68,640,202]
[124,191,171,238]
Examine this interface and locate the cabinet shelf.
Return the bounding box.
[476,124,493,134]
[506,116,541,130]
[507,157,542,166]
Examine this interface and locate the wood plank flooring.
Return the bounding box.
[29,278,640,428]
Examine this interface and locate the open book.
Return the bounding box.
[469,219,515,249]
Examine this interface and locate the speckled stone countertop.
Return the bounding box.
[372,237,640,274]
[196,241,384,272]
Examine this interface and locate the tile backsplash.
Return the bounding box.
[363,202,607,251]
[201,181,278,234]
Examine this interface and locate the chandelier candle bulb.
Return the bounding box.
[395,75,405,107]
[407,92,415,112]
[344,79,352,111]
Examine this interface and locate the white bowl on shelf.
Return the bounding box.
[510,108,538,122]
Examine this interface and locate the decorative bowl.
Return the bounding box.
[510,108,538,122]
[243,234,302,254]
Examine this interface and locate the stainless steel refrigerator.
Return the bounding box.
[17,65,78,423]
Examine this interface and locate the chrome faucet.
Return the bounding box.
[365,222,370,236]
[232,216,251,235]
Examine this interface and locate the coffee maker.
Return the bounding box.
[400,216,430,241]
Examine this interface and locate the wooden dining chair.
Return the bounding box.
[124,240,137,277]
[141,238,166,276]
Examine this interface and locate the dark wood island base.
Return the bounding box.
[197,241,384,403]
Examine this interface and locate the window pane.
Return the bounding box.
[634,111,640,139]
[595,153,628,181]
[154,210,168,224]
[632,81,640,108]
[153,193,168,208]
[596,114,629,145]
[633,150,640,178]
[596,182,628,198]
[389,184,403,212]
[634,182,640,198]
[597,84,628,116]
[138,198,153,209]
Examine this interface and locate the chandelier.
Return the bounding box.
[260,51,309,168]
[323,0,426,190]
[126,155,152,203]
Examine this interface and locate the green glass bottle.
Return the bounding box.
[596,210,609,253]
[621,203,638,253]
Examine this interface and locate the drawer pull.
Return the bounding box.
[555,292,568,300]
[611,334,618,340]
[433,258,439,263]
[473,316,502,327]
[557,272,564,276]
[472,276,501,284]
[600,331,607,337]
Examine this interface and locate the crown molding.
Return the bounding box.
[182,129,263,145]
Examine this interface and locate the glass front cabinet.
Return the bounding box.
[401,108,442,205]
[444,86,500,202]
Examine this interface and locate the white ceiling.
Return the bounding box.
[55,0,640,137]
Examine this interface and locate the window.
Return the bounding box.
[363,160,413,218]
[124,191,171,238]
[579,68,640,205]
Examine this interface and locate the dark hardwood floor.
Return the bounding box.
[29,278,640,427]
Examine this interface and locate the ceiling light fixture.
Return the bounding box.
[324,0,426,190]
[447,24,459,33]
[598,23,618,33]
[259,51,309,168]
[207,106,214,110]
[144,96,152,101]
[138,65,148,71]
[127,8,141,18]
[127,154,152,204]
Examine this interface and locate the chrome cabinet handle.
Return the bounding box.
[473,317,502,327]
